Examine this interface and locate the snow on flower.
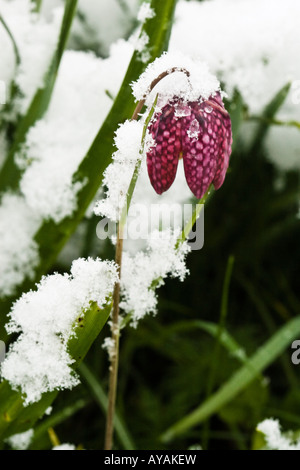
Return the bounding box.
[0,258,118,405]
[257,418,300,450]
[131,52,221,111]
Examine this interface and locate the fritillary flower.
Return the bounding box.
[146,93,232,199]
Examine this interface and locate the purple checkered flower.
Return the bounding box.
[146,93,232,199]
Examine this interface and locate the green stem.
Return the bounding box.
[104,67,191,450]
[176,186,214,249]
[247,115,300,130]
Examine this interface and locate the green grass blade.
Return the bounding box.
[0,0,78,192]
[0,300,111,440]
[202,256,234,448]
[249,82,291,153]
[168,320,250,366]
[0,15,21,66]
[224,89,244,152]
[31,0,43,13]
[161,315,300,443]
[29,398,89,450]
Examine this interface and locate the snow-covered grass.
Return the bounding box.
[1,258,118,405]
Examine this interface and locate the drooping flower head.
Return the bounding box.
[146,92,232,199]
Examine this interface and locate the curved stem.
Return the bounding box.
[104,66,191,450]
[131,67,191,120]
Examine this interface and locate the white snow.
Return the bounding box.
[94,119,144,222]
[52,443,76,450]
[120,229,191,325]
[131,51,220,110]
[6,429,34,450]
[0,28,133,298]
[0,0,62,117]
[18,43,133,223]
[257,418,300,450]
[129,1,155,63]
[0,194,41,298]
[137,2,155,23]
[69,0,139,57]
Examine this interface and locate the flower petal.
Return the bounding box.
[146,104,181,195]
[182,99,232,198]
[212,110,232,189]
[182,103,218,199]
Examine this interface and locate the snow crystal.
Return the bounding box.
[187,119,200,140]
[6,429,34,450]
[133,30,149,54]
[120,229,191,325]
[45,406,53,416]
[0,194,41,298]
[1,258,118,405]
[53,443,76,450]
[129,29,151,64]
[102,336,117,362]
[137,2,155,23]
[131,51,220,110]
[257,418,300,450]
[129,1,156,63]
